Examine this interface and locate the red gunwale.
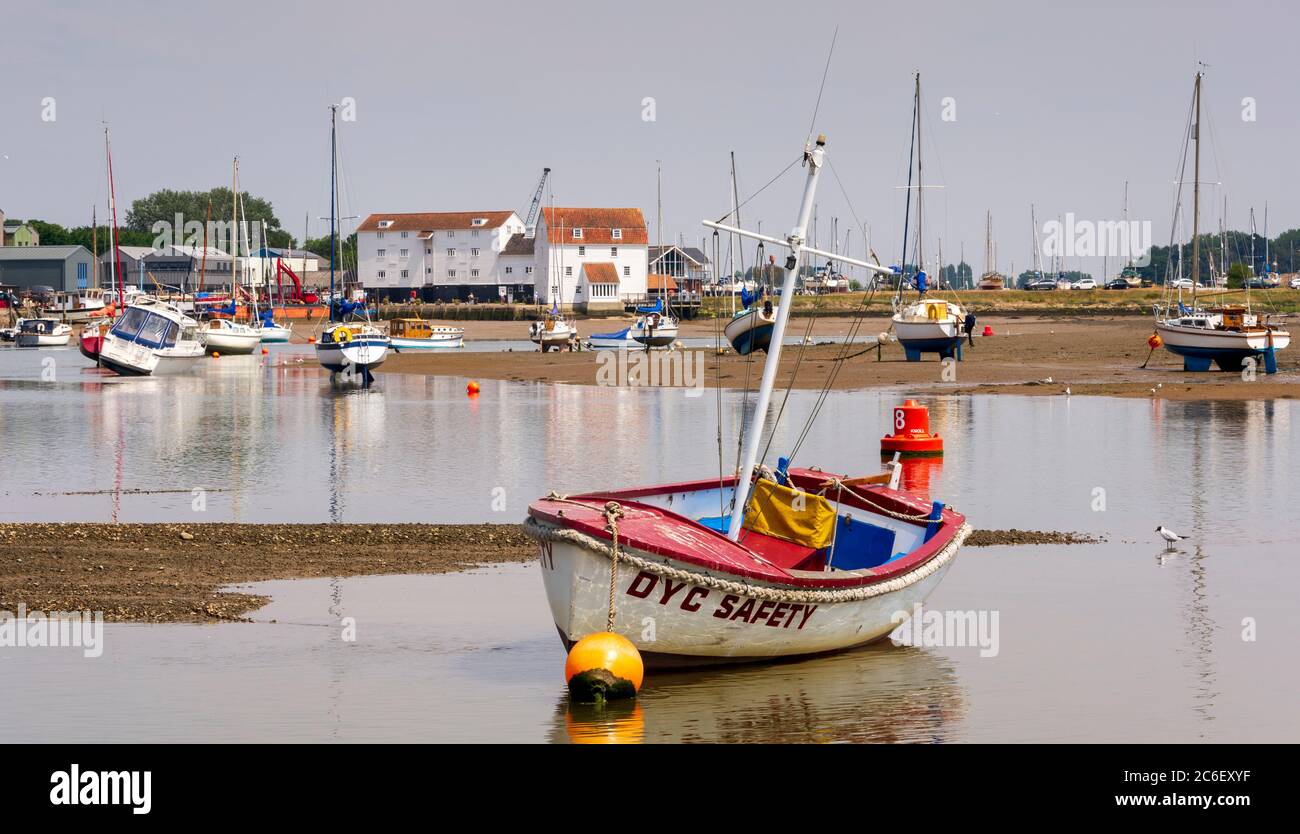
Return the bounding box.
[528,467,965,590]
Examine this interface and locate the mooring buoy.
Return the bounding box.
[565,632,643,704]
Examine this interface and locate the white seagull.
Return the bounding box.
[1156,526,1187,548]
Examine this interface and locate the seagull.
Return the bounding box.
[1156,526,1187,548]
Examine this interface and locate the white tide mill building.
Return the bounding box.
[355,210,528,302]
[533,207,648,311]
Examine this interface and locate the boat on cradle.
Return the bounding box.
[313,105,390,386]
[200,317,261,355]
[529,314,578,351]
[1156,305,1289,371]
[316,322,389,376]
[15,318,72,347]
[724,295,776,355]
[1153,72,1289,372]
[98,297,204,376]
[892,298,966,360]
[889,73,969,362]
[587,325,639,349]
[524,134,970,668]
[46,289,108,323]
[388,318,464,351]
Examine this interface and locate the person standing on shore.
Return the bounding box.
[964,311,977,347]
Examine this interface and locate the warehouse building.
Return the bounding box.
[0,245,95,292]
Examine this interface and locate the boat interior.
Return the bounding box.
[539,466,955,583]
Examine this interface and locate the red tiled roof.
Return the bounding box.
[648,273,677,290]
[541,207,647,245]
[357,211,517,233]
[582,262,619,284]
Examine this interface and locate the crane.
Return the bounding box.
[523,167,551,232]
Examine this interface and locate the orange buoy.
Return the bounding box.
[982,325,994,337]
[881,399,944,457]
[466,380,481,395]
[211,351,221,359]
[261,347,270,356]
[565,632,643,703]
[307,336,316,344]
[1147,333,1163,350]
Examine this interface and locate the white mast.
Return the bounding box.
[703,136,892,542]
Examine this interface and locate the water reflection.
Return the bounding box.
[554,643,964,744]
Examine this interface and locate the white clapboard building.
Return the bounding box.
[533,207,648,311]
[356,210,527,301]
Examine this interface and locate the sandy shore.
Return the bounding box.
[373,316,1299,399]
[0,523,1090,623]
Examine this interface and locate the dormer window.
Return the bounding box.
[612,228,622,240]
[472,218,488,226]
[378,220,394,228]
[572,228,583,240]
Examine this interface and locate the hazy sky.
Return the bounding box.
[2,0,1297,279]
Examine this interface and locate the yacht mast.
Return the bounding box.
[1191,72,1202,305]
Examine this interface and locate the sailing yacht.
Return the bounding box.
[314,104,389,384]
[1154,73,1290,372]
[891,74,968,361]
[722,153,776,355]
[200,159,261,356]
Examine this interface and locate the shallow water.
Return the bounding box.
[1,343,1297,742]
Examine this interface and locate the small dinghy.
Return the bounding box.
[525,134,970,668]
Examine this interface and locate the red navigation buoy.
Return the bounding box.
[982,325,994,337]
[466,380,481,395]
[881,399,944,457]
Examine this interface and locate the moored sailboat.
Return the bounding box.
[525,134,970,668]
[890,74,968,361]
[1153,72,1289,372]
[314,103,389,385]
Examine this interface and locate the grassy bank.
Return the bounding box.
[699,288,1300,318]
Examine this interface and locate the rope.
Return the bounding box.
[524,516,971,605]
[602,501,625,629]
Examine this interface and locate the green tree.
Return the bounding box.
[124,188,290,248]
[1226,262,1251,289]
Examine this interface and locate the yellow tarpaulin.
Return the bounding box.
[743,478,836,549]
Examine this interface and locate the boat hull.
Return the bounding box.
[258,325,293,343]
[1155,321,1290,371]
[390,335,464,351]
[16,333,72,348]
[725,308,775,355]
[99,340,203,376]
[315,339,390,372]
[201,329,261,355]
[535,526,958,669]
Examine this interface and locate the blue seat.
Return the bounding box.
[829,515,898,570]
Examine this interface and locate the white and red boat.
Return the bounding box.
[527,469,968,668]
[525,134,969,668]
